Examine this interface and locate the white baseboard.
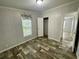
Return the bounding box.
[0,36,37,54]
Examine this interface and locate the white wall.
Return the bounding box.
[43,1,79,41]
[0,6,39,53]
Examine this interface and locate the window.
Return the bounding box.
[21,15,32,37]
[63,16,74,32]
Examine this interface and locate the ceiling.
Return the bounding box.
[0,0,78,12]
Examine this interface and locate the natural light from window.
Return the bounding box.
[21,16,32,37]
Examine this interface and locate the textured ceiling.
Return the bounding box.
[0,0,78,12]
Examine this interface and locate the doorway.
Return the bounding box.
[43,17,48,38]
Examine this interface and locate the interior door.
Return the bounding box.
[38,18,43,37]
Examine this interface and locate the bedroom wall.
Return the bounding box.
[43,0,79,41]
[0,6,39,53]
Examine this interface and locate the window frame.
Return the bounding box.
[21,15,32,37]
